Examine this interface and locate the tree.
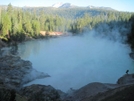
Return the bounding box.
[32,20,40,36]
[0,7,2,30]
[7,3,13,17]
[128,14,134,49]
[39,10,45,30]
[1,13,11,40]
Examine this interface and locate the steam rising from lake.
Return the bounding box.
[18,30,134,92]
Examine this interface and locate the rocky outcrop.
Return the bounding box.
[63,74,134,101]
[129,52,134,60]
[0,82,28,101]
[0,39,7,48]
[20,84,61,101]
[0,47,12,56]
[0,83,62,101]
[63,83,119,101]
[80,84,134,101]
[0,48,50,90]
[117,74,134,84]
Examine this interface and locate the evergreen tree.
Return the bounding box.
[39,11,46,31]
[0,7,2,30]
[32,20,40,37]
[128,14,134,49]
[1,13,11,40]
[7,3,13,17]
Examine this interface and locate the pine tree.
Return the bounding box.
[0,7,2,30]
[1,13,11,40]
[32,20,40,36]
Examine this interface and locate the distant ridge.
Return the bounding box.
[87,5,115,10]
[52,3,115,10]
[0,3,115,11]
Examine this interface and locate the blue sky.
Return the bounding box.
[0,0,134,12]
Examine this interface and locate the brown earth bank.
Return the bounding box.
[0,31,69,47]
[0,40,134,101]
[40,31,63,36]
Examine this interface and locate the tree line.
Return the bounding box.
[127,14,134,49]
[0,3,134,42]
[0,4,72,42]
[70,12,132,34]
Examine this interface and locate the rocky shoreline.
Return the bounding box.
[0,47,50,89]
[63,74,134,101]
[0,42,134,101]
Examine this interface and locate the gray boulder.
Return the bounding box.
[117,74,134,84]
[0,39,7,48]
[63,82,119,101]
[0,55,50,89]
[129,52,134,60]
[20,84,61,101]
[0,82,28,101]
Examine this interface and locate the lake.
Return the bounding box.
[17,33,134,92]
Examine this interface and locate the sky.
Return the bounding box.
[0,0,134,12]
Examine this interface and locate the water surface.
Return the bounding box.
[18,33,134,92]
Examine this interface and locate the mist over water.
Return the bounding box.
[18,31,134,92]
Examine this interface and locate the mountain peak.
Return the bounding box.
[52,3,115,10]
[52,2,63,8]
[52,3,77,8]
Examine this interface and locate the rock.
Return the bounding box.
[57,90,67,100]
[20,84,61,101]
[117,74,134,84]
[68,74,134,101]
[96,84,134,101]
[0,47,11,57]
[129,52,134,60]
[0,84,28,101]
[0,55,50,89]
[0,39,7,48]
[66,88,76,96]
[63,74,134,101]
[81,84,134,101]
[63,82,119,101]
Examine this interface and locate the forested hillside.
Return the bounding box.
[0,3,134,42]
[22,7,115,19]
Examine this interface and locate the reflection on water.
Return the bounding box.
[18,34,134,92]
